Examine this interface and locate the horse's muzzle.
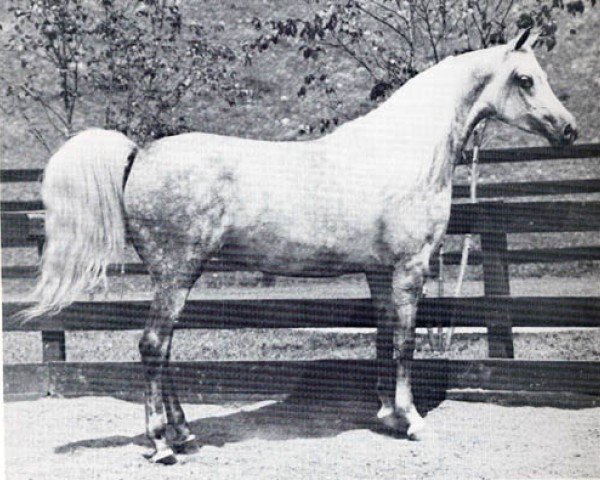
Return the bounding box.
[561,123,578,145]
[548,121,578,147]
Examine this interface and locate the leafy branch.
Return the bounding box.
[245,0,595,135]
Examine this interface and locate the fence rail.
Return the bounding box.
[3,245,600,280]
[5,359,600,403]
[4,297,600,331]
[2,143,600,402]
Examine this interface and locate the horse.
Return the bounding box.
[22,29,577,464]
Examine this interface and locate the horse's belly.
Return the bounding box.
[219,221,381,275]
[219,171,387,273]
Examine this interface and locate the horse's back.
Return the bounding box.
[122,131,391,273]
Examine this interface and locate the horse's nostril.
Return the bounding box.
[563,123,578,142]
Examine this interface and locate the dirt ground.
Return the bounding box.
[4,277,599,478]
[4,396,599,479]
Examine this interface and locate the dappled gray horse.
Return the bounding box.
[24,30,577,464]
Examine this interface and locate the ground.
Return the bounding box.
[3,276,599,479]
[4,396,599,479]
[3,273,599,480]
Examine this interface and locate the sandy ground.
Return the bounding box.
[4,276,599,478]
[4,396,599,479]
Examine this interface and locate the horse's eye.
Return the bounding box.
[517,75,534,90]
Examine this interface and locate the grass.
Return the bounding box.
[4,328,599,365]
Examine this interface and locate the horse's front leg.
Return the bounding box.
[367,267,427,440]
[139,284,191,464]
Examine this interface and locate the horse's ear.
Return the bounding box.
[511,28,535,51]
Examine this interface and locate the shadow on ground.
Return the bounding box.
[54,381,447,455]
[52,373,600,457]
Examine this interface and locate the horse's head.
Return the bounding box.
[485,29,578,146]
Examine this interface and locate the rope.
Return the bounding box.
[443,126,481,351]
[119,261,126,300]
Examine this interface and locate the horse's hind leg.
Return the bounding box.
[162,342,198,454]
[367,267,427,440]
[139,281,193,464]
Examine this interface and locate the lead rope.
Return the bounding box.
[119,260,126,300]
[443,126,482,351]
[118,237,128,300]
[436,242,445,350]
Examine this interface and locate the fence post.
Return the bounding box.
[42,331,66,362]
[36,237,67,364]
[480,213,514,358]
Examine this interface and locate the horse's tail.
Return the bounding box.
[20,129,138,320]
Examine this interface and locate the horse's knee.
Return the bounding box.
[139,330,162,361]
[392,268,424,303]
[395,338,415,360]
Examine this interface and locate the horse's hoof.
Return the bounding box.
[144,448,178,465]
[156,453,178,465]
[142,450,154,460]
[407,421,430,441]
[376,406,403,432]
[172,434,199,454]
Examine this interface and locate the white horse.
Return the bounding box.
[24,30,577,464]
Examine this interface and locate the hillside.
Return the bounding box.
[1,1,599,169]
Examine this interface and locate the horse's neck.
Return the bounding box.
[333,48,499,186]
[439,49,499,156]
[392,49,497,159]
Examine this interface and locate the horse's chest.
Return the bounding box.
[383,186,452,256]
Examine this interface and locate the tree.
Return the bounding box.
[3,0,94,151]
[91,0,237,141]
[2,0,239,150]
[245,0,595,135]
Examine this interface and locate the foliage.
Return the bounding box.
[2,0,238,148]
[245,0,595,134]
[91,0,237,141]
[3,0,93,150]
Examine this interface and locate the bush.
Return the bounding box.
[245,0,595,134]
[2,0,240,148]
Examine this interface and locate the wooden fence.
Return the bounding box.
[2,143,600,403]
